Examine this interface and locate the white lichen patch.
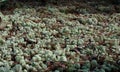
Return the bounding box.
[0,3,120,72]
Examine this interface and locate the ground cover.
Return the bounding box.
[0,1,120,72]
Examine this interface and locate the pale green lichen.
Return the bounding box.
[0,38,5,46]
[0,3,119,72]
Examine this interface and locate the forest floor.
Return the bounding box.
[0,1,120,72]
